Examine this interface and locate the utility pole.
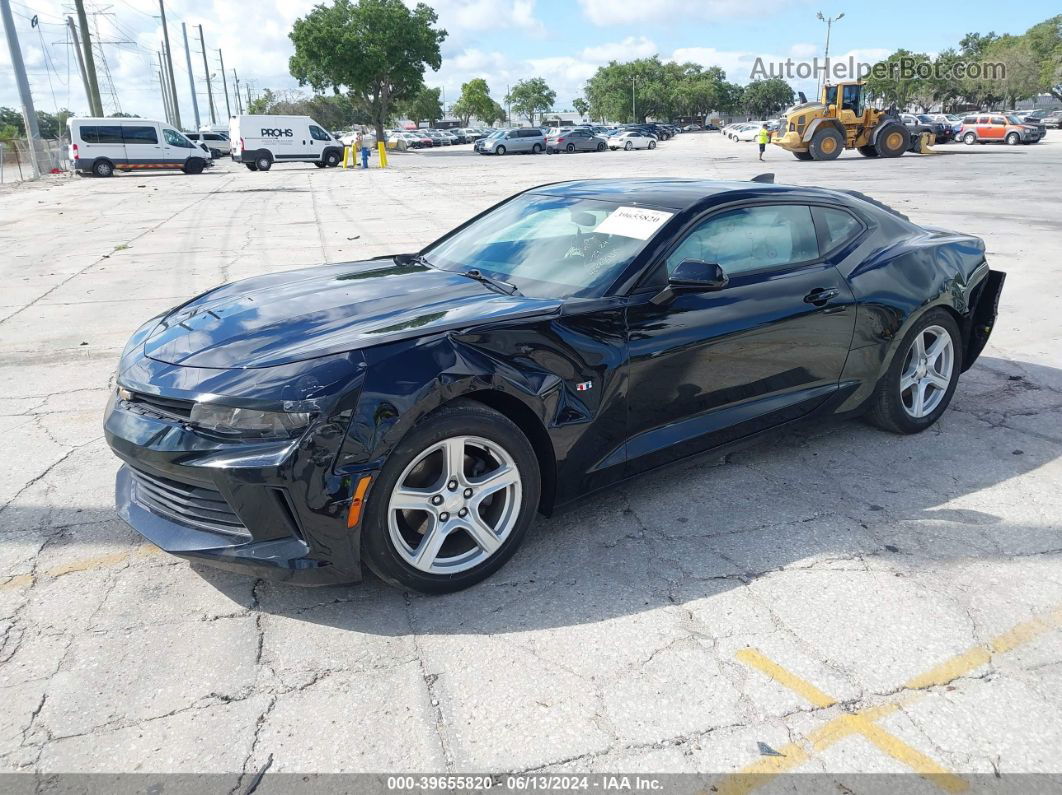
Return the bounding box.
[156,51,169,123]
[0,0,40,177]
[73,0,103,115]
[160,44,176,125]
[632,77,636,122]
[197,25,216,125]
[66,17,92,112]
[816,11,845,94]
[158,0,181,128]
[245,82,252,111]
[180,24,200,129]
[233,69,243,114]
[218,49,231,118]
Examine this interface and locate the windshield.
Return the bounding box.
[1006,115,1024,125]
[917,115,933,123]
[423,193,674,299]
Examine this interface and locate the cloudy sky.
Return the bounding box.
[1,0,1056,125]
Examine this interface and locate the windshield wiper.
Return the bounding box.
[461,268,520,296]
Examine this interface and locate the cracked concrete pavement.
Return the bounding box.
[1,133,1061,786]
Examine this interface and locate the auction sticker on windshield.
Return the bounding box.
[595,206,674,240]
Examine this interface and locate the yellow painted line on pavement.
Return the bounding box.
[719,605,1062,795]
[735,648,837,708]
[0,544,164,590]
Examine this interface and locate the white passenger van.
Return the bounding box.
[229,115,344,171]
[67,117,212,177]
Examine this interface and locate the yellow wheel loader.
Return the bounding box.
[772,81,931,161]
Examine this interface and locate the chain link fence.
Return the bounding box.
[0,138,69,184]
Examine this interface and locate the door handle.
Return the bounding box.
[804,287,839,305]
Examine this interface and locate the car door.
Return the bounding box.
[988,116,1007,141]
[623,202,857,473]
[161,127,193,167]
[308,124,332,160]
[121,124,161,167]
[82,123,126,166]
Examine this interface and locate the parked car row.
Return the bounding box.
[474,122,686,156]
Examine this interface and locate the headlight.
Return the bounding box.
[189,403,313,439]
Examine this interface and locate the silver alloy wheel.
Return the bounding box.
[900,324,954,418]
[387,435,522,574]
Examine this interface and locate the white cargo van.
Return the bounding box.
[67,117,212,177]
[229,115,344,171]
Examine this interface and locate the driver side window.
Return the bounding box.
[665,205,819,276]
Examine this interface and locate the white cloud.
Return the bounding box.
[789,42,818,58]
[580,36,657,62]
[577,0,786,26]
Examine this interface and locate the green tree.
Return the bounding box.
[1024,15,1062,101]
[505,78,555,125]
[865,50,935,109]
[741,78,794,118]
[289,0,446,144]
[0,107,24,135]
[401,86,443,125]
[572,97,590,118]
[451,78,497,125]
[986,36,1044,108]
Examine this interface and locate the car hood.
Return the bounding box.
[142,259,560,369]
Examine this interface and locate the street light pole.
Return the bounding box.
[816,11,844,95]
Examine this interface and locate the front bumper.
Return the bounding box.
[106,350,370,585]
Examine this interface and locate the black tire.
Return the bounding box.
[245,162,258,171]
[92,159,114,178]
[323,149,341,167]
[361,399,541,594]
[624,141,633,151]
[857,145,878,157]
[495,145,506,155]
[255,154,272,171]
[963,131,977,145]
[313,161,327,168]
[566,143,575,153]
[182,158,205,175]
[864,308,962,435]
[1005,132,1020,146]
[792,151,813,161]
[648,140,656,150]
[596,142,606,152]
[531,143,542,154]
[874,123,909,158]
[809,127,844,161]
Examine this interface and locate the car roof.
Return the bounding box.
[526,178,854,212]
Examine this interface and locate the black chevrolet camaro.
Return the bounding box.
[105,178,1004,592]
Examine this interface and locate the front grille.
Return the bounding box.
[129,466,250,539]
[124,390,194,421]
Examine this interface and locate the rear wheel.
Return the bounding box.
[809,128,844,160]
[792,151,813,161]
[531,143,542,154]
[361,400,540,593]
[874,123,909,158]
[566,143,575,153]
[857,145,878,157]
[624,141,633,151]
[865,308,961,434]
[255,154,272,171]
[92,159,114,178]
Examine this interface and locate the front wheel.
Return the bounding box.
[874,123,909,158]
[624,141,633,151]
[865,308,962,434]
[182,158,204,175]
[792,151,813,161]
[323,150,341,166]
[531,143,542,154]
[596,142,606,152]
[647,140,656,150]
[495,145,506,155]
[1006,132,1020,145]
[809,128,844,160]
[361,400,540,593]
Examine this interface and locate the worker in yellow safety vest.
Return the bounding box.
[757,124,770,161]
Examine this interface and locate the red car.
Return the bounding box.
[958,114,1043,145]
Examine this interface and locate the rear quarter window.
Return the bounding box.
[817,207,864,253]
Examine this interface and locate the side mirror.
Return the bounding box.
[650,260,729,306]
